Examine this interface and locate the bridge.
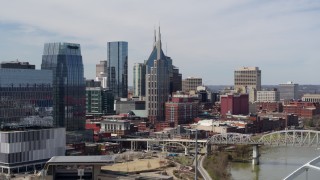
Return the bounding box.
[109,130,320,179]
[110,130,320,154]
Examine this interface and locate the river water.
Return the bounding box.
[230,147,320,180]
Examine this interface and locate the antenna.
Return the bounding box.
[166,43,167,55]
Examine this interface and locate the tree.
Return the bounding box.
[147,160,152,169]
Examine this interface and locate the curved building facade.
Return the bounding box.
[41,42,85,131]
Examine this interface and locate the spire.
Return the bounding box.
[154,27,156,46]
[156,26,162,59]
[158,26,162,48]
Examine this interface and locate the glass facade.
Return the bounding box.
[41,42,85,131]
[107,41,128,99]
[0,69,53,129]
[133,63,146,97]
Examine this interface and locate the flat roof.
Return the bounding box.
[46,155,116,165]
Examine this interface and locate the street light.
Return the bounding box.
[194,128,198,180]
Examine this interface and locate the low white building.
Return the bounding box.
[302,94,320,103]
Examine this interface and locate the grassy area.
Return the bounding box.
[173,156,193,166]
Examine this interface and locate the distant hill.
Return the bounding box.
[207,85,320,95]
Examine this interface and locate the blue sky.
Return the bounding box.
[0,0,320,85]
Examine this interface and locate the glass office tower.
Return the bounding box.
[107,41,128,99]
[41,42,85,131]
[0,68,53,128]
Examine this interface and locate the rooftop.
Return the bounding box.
[46,155,116,165]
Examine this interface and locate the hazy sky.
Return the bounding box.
[0,0,320,85]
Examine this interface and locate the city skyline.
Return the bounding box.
[1,1,320,85]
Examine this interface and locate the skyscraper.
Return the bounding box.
[107,41,128,99]
[96,60,108,88]
[145,28,172,123]
[41,42,85,131]
[133,63,146,97]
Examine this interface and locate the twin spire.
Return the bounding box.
[153,26,162,49]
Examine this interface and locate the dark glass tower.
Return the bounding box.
[41,42,85,131]
[107,41,128,99]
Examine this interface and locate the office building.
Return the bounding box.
[0,60,35,69]
[278,81,299,100]
[257,89,280,102]
[100,119,130,136]
[220,94,249,116]
[165,94,198,127]
[86,82,114,116]
[283,101,320,119]
[133,63,146,97]
[107,41,128,99]
[0,128,65,174]
[234,67,261,92]
[145,28,171,123]
[115,100,145,114]
[0,68,53,128]
[182,77,202,93]
[170,67,182,94]
[302,94,320,103]
[41,42,86,131]
[0,65,65,174]
[96,60,108,78]
[234,67,261,103]
[86,79,101,88]
[95,60,108,89]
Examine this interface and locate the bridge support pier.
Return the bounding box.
[147,141,149,152]
[252,145,259,165]
[185,147,189,155]
[206,144,211,155]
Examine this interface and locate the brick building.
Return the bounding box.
[283,101,320,119]
[256,102,283,113]
[165,95,199,127]
[220,94,249,117]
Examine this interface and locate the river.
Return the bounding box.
[230,147,320,180]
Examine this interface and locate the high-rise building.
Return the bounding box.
[145,28,171,123]
[278,81,299,100]
[41,42,86,131]
[182,77,202,93]
[133,63,146,97]
[0,64,65,174]
[234,67,261,103]
[170,67,182,94]
[107,41,128,99]
[95,60,108,89]
[86,81,114,116]
[234,67,261,92]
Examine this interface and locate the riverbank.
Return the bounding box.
[203,145,252,180]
